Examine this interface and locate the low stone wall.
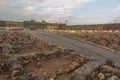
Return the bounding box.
[0,31,87,80]
[0,31,49,56]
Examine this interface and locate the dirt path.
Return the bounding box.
[27,30,120,64]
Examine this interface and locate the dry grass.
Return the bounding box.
[63,32,120,51]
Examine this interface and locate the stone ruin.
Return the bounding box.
[0,31,48,56]
[0,31,120,80]
[0,31,87,80]
[0,50,87,80]
[88,61,120,80]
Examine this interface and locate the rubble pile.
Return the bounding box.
[0,31,120,80]
[9,32,48,54]
[89,61,120,80]
[0,49,86,80]
[0,31,87,80]
[0,57,39,80]
[22,50,86,80]
[0,31,48,55]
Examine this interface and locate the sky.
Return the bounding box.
[0,0,120,25]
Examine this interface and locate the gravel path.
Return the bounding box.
[27,31,120,64]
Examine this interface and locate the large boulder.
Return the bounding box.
[65,61,105,80]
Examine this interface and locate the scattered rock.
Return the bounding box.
[114,63,120,69]
[100,65,120,74]
[11,70,20,79]
[5,75,10,79]
[36,58,40,62]
[106,60,114,67]
[36,62,41,68]
[0,62,10,71]
[50,78,54,80]
[22,60,30,65]
[10,63,23,71]
[72,62,80,67]
[18,75,38,80]
[27,72,32,77]
[104,73,112,78]
[70,73,86,80]
[0,31,88,80]
[22,56,30,60]
[98,73,105,80]
[108,76,120,80]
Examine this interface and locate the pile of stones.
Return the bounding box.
[0,31,50,80]
[0,58,39,80]
[89,61,120,80]
[0,47,87,80]
[0,31,48,55]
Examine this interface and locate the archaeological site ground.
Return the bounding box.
[0,21,120,80]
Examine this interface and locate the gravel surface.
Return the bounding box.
[27,31,120,64]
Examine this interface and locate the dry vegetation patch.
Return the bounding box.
[64,32,120,52]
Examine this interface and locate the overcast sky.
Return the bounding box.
[0,0,120,25]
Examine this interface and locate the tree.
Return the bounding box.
[30,19,36,23]
[41,20,46,24]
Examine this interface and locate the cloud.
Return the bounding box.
[114,5,120,12]
[0,0,94,24]
[24,6,35,10]
[40,0,94,14]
